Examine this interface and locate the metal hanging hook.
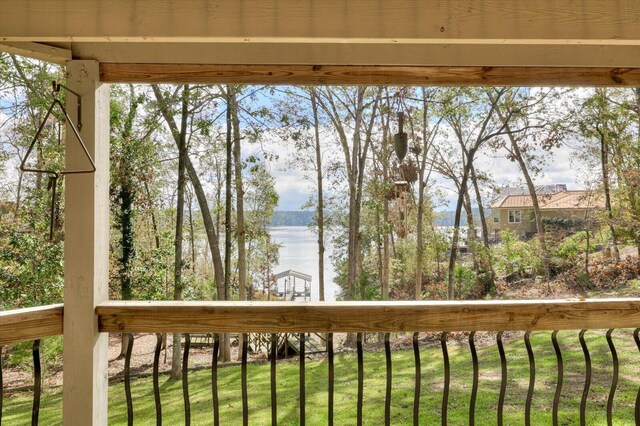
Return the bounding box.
[52,80,82,130]
[19,80,95,240]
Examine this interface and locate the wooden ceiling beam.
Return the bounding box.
[2,1,638,43]
[100,64,640,87]
[72,41,640,68]
[0,42,71,65]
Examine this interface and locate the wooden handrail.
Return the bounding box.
[97,299,640,333]
[0,304,64,345]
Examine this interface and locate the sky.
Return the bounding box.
[264,130,586,212]
[1,84,597,213]
[253,87,596,213]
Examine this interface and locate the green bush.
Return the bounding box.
[493,230,542,278]
[444,264,476,299]
[0,226,64,309]
[7,336,63,373]
[555,231,596,260]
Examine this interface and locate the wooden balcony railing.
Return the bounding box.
[96,299,640,426]
[0,304,64,426]
[1,299,639,425]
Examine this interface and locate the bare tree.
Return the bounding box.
[229,86,247,360]
[413,88,441,300]
[152,84,227,367]
[314,87,382,301]
[441,87,516,299]
[492,90,559,281]
[310,88,326,301]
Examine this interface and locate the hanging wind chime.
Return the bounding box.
[393,111,408,162]
[392,98,410,237]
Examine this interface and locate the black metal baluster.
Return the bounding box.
[634,328,639,425]
[357,333,364,426]
[551,330,563,426]
[212,333,220,426]
[384,332,391,426]
[1,345,3,426]
[524,331,535,426]
[412,333,420,426]
[578,330,590,426]
[328,333,334,426]
[124,333,134,426]
[31,339,41,426]
[605,329,618,426]
[497,331,506,426]
[270,333,277,426]
[300,333,306,426]
[242,333,249,426]
[440,332,449,426]
[183,333,191,426]
[469,331,478,426]
[153,333,162,426]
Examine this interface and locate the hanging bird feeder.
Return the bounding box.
[393,111,408,162]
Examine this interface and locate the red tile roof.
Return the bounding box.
[494,190,603,210]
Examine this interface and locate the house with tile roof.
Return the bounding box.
[488,185,604,239]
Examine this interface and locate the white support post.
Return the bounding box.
[62,60,110,426]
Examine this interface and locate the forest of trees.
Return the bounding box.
[1,55,639,366]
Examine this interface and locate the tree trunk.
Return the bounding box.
[230,88,247,360]
[585,230,590,274]
[469,164,496,293]
[310,90,326,301]
[170,84,190,380]
[416,176,425,300]
[187,190,196,273]
[151,84,225,338]
[118,155,134,357]
[463,187,479,272]
[352,88,380,301]
[447,150,477,300]
[185,157,224,297]
[599,126,620,262]
[415,90,431,301]
[152,84,224,291]
[221,86,234,362]
[495,107,552,281]
[143,180,161,250]
[14,170,23,219]
[117,85,138,359]
[636,88,640,258]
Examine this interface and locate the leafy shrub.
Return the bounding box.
[493,230,543,278]
[0,226,64,309]
[7,336,63,373]
[443,264,476,299]
[555,231,596,260]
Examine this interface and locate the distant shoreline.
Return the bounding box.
[270,209,488,227]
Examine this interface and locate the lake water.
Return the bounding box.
[268,226,341,301]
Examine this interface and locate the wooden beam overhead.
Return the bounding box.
[0,42,71,65]
[97,299,640,333]
[1,1,639,70]
[74,42,640,68]
[99,64,640,87]
[2,1,638,42]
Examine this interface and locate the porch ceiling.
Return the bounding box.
[1,0,639,85]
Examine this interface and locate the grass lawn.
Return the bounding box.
[3,330,639,425]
